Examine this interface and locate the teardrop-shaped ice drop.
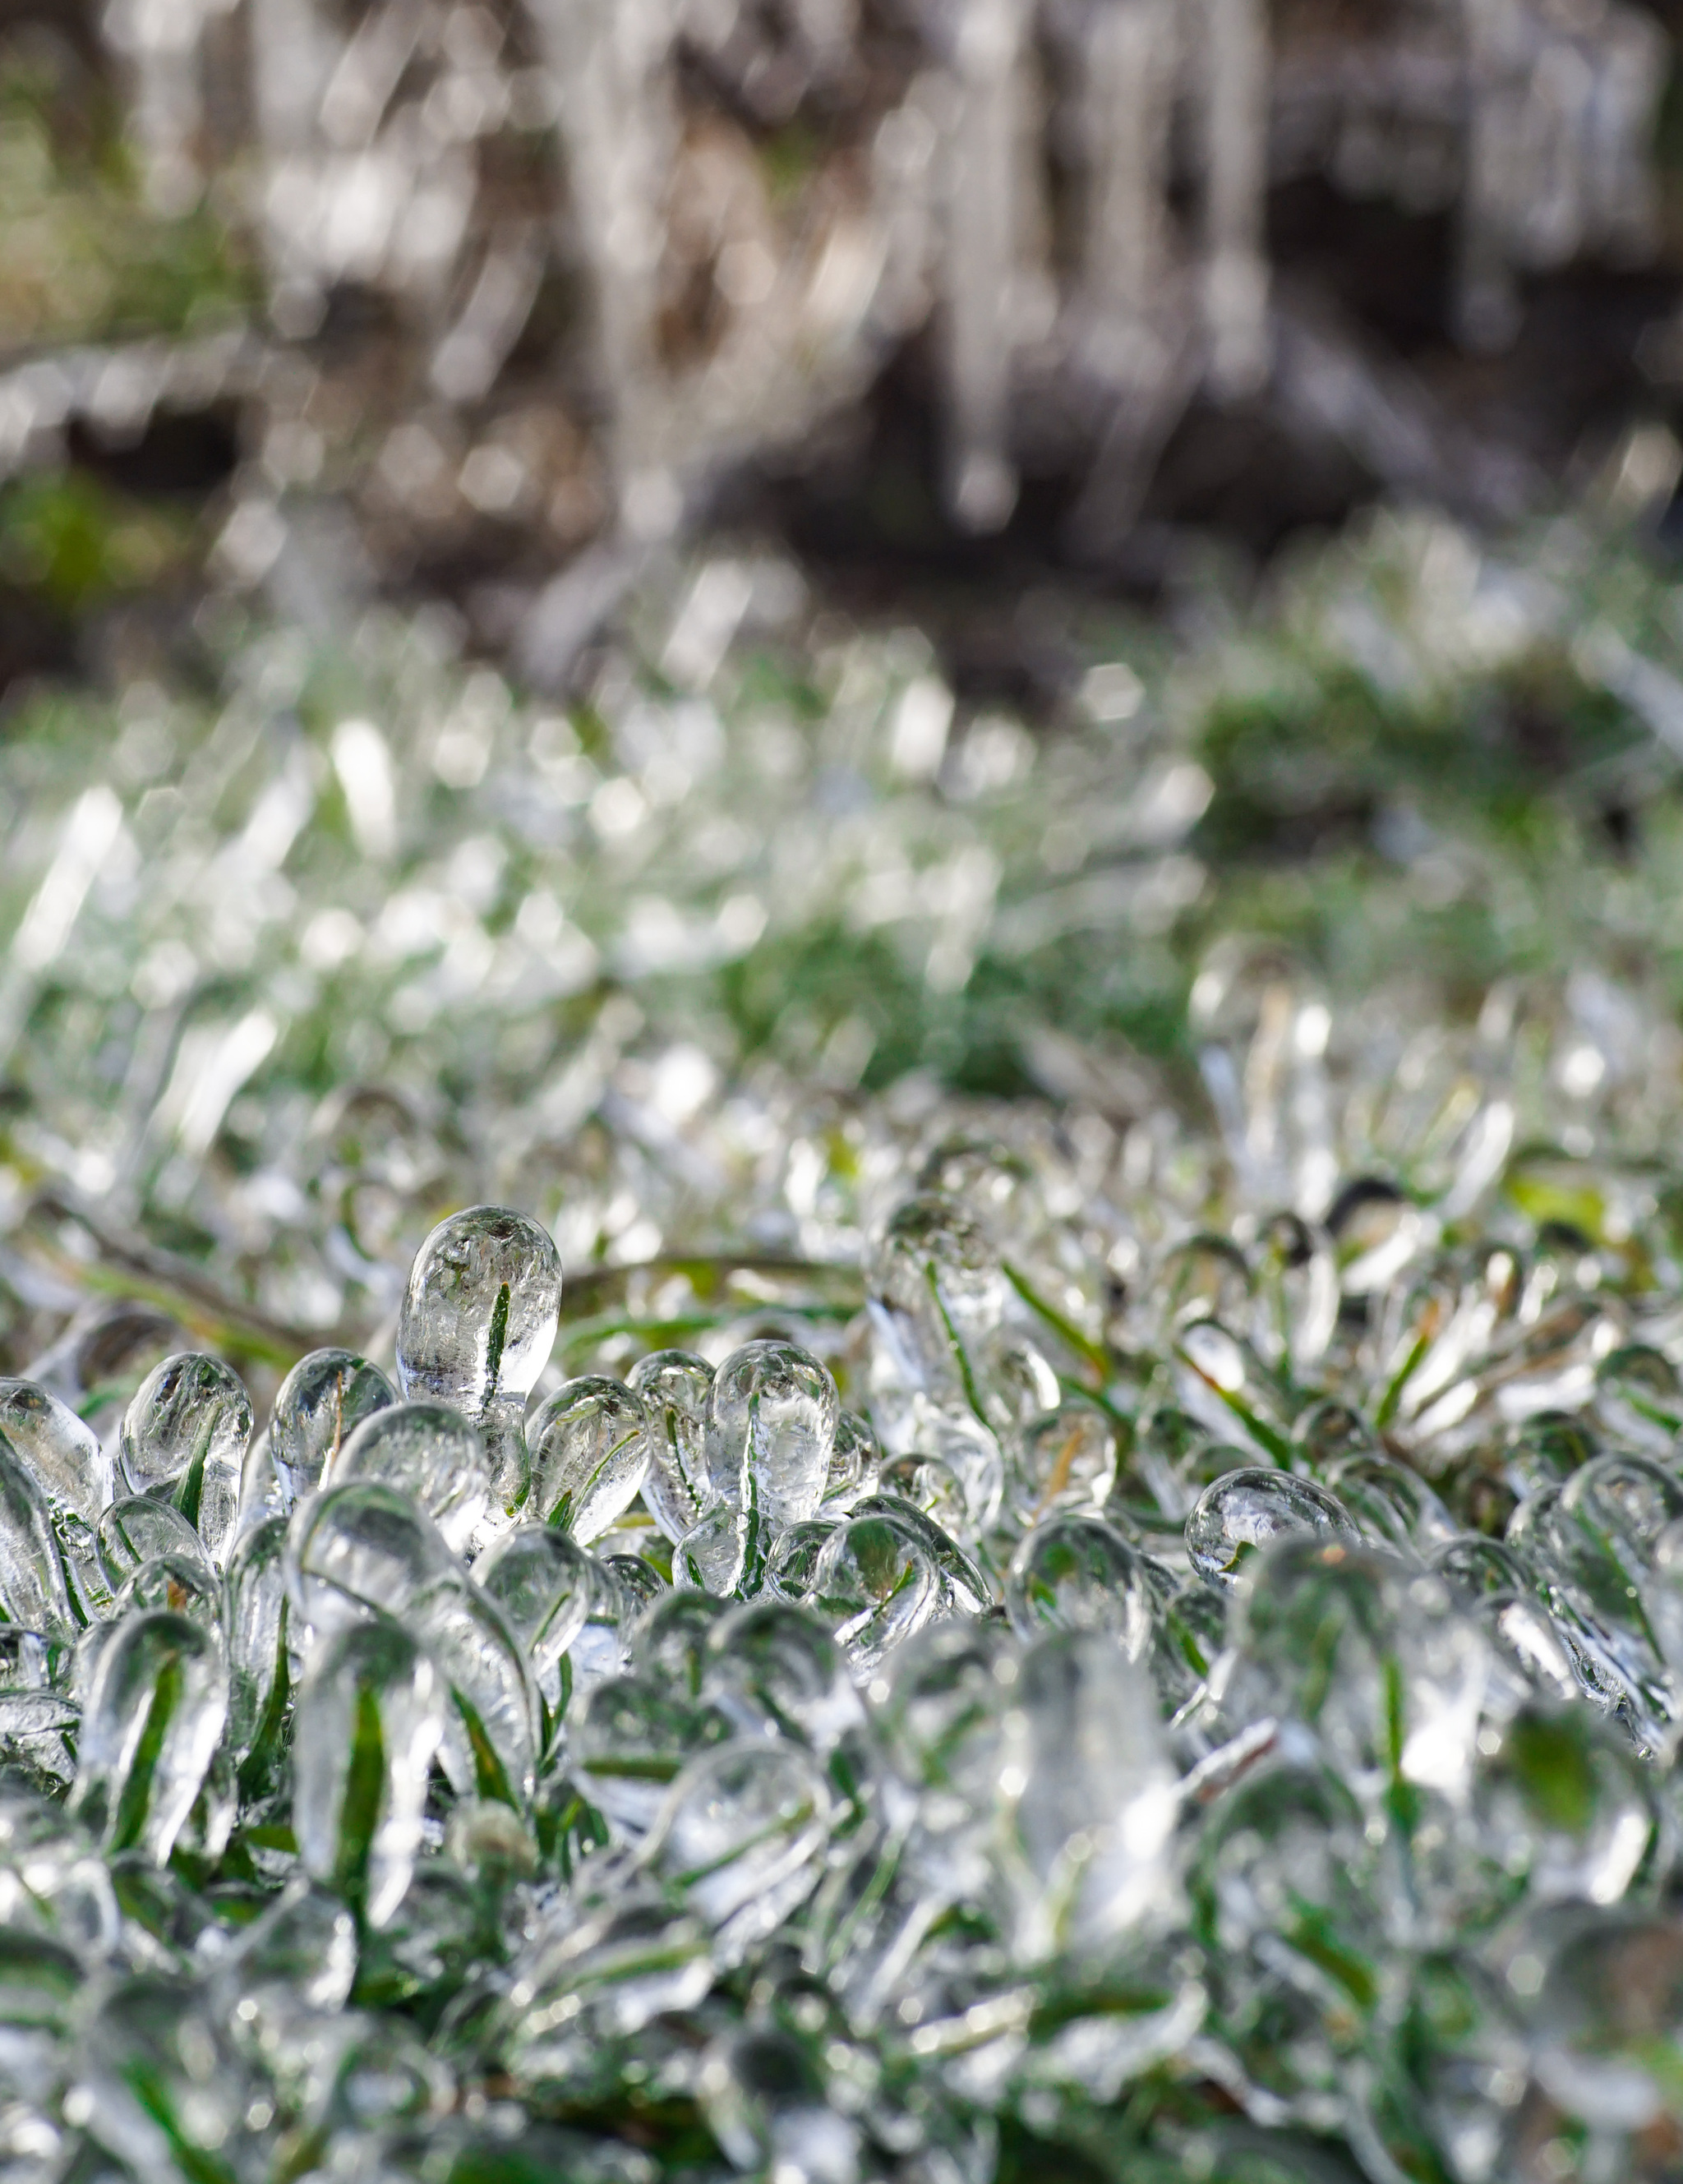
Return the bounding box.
[1322,1450,1458,1556]
[113,1553,222,1631]
[674,1499,749,1598]
[0,1379,111,1525]
[414,1576,538,1808]
[1156,1232,1254,1333]
[118,1354,251,1569]
[292,1619,444,1928]
[702,1600,864,1755]
[269,1349,397,1511]
[96,1495,210,1592]
[397,1205,562,1417]
[851,1493,993,1616]
[642,1740,834,1965]
[707,1341,839,1527]
[628,1351,713,1542]
[765,1520,838,1603]
[1187,1466,1361,1592]
[632,1589,733,1697]
[287,1479,455,1633]
[528,1378,651,1542]
[821,1411,882,1514]
[1007,1405,1118,1531]
[1005,1516,1158,1654]
[572,1675,734,1841]
[869,1193,1004,1391]
[809,1516,940,1675]
[1000,1628,1178,1957]
[1593,1342,1683,1456]
[69,1610,228,1863]
[224,1518,290,1785]
[0,1433,74,1638]
[604,1552,665,1624]
[235,1429,285,1541]
[327,1401,492,1557]
[474,1523,599,1711]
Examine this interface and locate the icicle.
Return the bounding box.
[528,0,683,537]
[931,0,1040,532]
[1199,0,1271,399]
[1067,0,1176,322]
[104,0,210,215]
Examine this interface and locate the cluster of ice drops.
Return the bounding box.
[10,1081,1683,2184]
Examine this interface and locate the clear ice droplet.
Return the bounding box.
[70,1609,228,1864]
[397,1205,562,1419]
[1186,1467,1360,1590]
[269,1348,397,1510]
[118,1353,251,1569]
[292,1617,445,1929]
[528,1378,652,1543]
[629,1350,714,1543]
[707,1341,839,1528]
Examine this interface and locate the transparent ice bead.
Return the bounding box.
[1006,1404,1118,1531]
[1005,1516,1158,1655]
[1322,1450,1459,1557]
[631,1589,734,1698]
[235,1429,285,1541]
[528,1378,652,1544]
[877,1615,1018,1821]
[1524,1910,1683,2140]
[642,1740,835,1965]
[707,1341,839,1528]
[0,1379,111,1525]
[0,1434,75,1639]
[1188,1759,1376,2066]
[1185,1467,1359,1589]
[268,1348,397,1510]
[869,1193,1005,1390]
[701,1600,865,1755]
[1561,1449,1683,1578]
[224,1518,290,1785]
[850,1493,993,1617]
[397,1204,562,1417]
[567,1559,640,1693]
[503,1891,714,2085]
[417,1575,538,1807]
[118,1352,251,1569]
[82,1974,263,2183]
[900,1398,1002,1537]
[96,1495,209,1592]
[1468,1705,1654,1916]
[604,1552,665,1624]
[1224,1541,1492,1801]
[675,1500,750,1598]
[999,1628,1180,1960]
[765,1520,839,1604]
[628,1350,714,1542]
[113,1552,222,1631]
[327,1400,492,1557]
[821,1410,882,1514]
[571,1674,734,1841]
[1155,1233,1252,1334]
[809,1516,941,1676]
[475,1523,599,1712]
[69,1610,228,1863]
[286,1478,456,1634]
[1592,1341,1683,1456]
[292,1618,445,1928]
